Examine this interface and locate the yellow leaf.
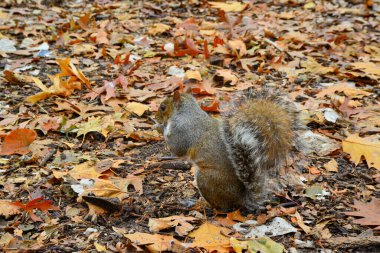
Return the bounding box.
[343,134,380,170]
[351,62,380,77]
[185,70,202,81]
[189,222,231,252]
[209,1,247,12]
[301,57,336,75]
[148,23,171,35]
[69,162,103,180]
[323,159,338,172]
[94,241,107,252]
[304,1,316,9]
[126,102,149,116]
[31,77,49,91]
[25,91,52,104]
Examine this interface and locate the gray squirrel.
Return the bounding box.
[155,89,302,210]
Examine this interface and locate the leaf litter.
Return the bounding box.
[0,0,380,252]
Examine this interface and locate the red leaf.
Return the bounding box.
[0,129,37,155]
[11,197,59,213]
[201,99,219,112]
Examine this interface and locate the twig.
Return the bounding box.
[264,38,294,61]
[323,236,380,249]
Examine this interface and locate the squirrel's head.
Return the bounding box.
[156,88,194,125]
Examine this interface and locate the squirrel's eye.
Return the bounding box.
[160,103,166,112]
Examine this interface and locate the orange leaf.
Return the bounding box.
[11,196,59,215]
[0,129,37,155]
[201,99,220,112]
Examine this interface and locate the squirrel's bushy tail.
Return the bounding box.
[222,90,303,208]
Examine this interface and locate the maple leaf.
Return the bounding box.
[344,198,380,230]
[188,222,231,252]
[10,197,59,222]
[0,129,37,155]
[342,133,380,170]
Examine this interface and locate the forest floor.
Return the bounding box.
[0,0,380,252]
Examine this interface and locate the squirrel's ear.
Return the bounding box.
[173,90,182,104]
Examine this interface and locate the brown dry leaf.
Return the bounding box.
[148,215,197,236]
[126,102,150,116]
[0,129,37,155]
[0,200,21,217]
[83,176,143,200]
[323,159,338,172]
[209,1,247,12]
[344,198,380,230]
[188,222,231,252]
[53,161,103,180]
[350,62,380,79]
[291,211,311,234]
[316,82,371,98]
[148,23,171,35]
[124,233,184,252]
[227,39,247,58]
[215,69,238,85]
[342,134,380,170]
[301,57,336,75]
[185,70,202,81]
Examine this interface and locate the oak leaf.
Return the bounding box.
[148,23,171,35]
[344,198,380,230]
[0,200,21,217]
[0,129,37,155]
[124,233,185,252]
[209,1,247,12]
[342,134,380,170]
[148,215,197,236]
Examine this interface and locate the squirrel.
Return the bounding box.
[155,88,302,211]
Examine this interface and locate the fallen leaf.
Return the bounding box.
[344,198,380,230]
[148,23,171,35]
[209,2,247,12]
[214,69,238,85]
[148,215,197,236]
[323,159,338,172]
[126,102,150,116]
[342,134,380,170]
[185,70,202,81]
[230,236,285,253]
[189,222,231,252]
[0,200,21,217]
[124,233,184,252]
[0,129,37,155]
